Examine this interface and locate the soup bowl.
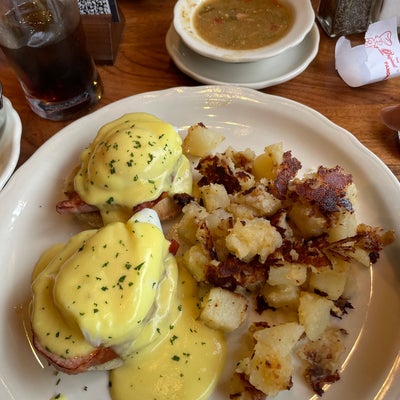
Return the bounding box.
[173,0,315,63]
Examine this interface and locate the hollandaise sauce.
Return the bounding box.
[31,210,226,399]
[74,112,192,224]
[31,212,175,359]
[109,266,226,400]
[50,395,67,400]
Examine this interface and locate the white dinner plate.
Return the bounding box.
[166,24,319,89]
[0,96,22,190]
[0,86,399,400]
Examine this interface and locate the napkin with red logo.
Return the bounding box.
[335,17,400,87]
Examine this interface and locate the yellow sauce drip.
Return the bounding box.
[110,266,226,400]
[50,395,67,400]
[74,112,192,224]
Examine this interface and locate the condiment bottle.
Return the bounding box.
[317,0,384,37]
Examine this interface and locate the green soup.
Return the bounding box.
[194,0,294,50]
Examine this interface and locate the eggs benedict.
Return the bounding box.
[56,112,192,225]
[30,209,226,399]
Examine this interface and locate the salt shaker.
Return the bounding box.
[317,0,384,37]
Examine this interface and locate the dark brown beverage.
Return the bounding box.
[0,0,103,120]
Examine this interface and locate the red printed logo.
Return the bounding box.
[365,30,400,79]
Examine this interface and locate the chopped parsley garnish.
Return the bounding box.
[134,262,145,271]
[125,262,132,270]
[108,159,116,174]
[147,153,154,164]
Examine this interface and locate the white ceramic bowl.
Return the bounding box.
[173,0,315,63]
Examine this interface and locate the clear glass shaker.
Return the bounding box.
[317,0,384,37]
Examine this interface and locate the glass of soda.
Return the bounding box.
[0,0,103,121]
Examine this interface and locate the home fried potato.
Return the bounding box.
[298,292,334,341]
[174,137,395,398]
[236,322,304,397]
[200,287,248,332]
[182,122,225,157]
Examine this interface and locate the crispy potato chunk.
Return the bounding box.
[267,262,308,287]
[226,218,282,263]
[309,268,348,301]
[230,184,282,217]
[177,201,208,245]
[297,327,347,396]
[252,143,284,180]
[182,244,210,282]
[289,202,327,238]
[261,284,300,309]
[328,209,358,242]
[200,183,230,212]
[200,287,248,332]
[236,322,304,397]
[182,123,225,157]
[299,292,333,341]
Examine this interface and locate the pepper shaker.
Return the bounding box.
[317,0,384,37]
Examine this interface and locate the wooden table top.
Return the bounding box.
[1,0,400,179]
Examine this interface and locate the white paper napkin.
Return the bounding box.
[335,17,400,87]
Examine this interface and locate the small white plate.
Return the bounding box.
[0,97,22,190]
[166,24,319,89]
